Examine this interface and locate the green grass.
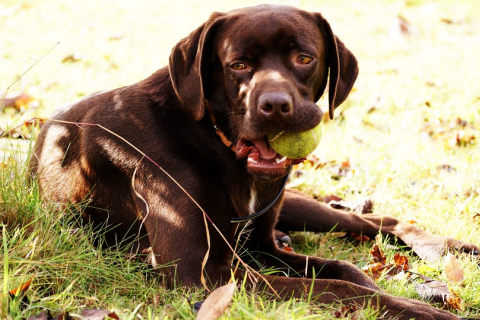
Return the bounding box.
[2,0,480,319]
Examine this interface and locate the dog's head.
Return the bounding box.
[169,5,358,181]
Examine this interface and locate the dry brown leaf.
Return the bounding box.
[444,253,464,283]
[362,262,387,280]
[28,310,70,320]
[80,309,119,320]
[27,310,50,320]
[445,290,464,311]
[415,280,464,311]
[196,282,236,320]
[2,91,35,110]
[370,244,386,264]
[362,245,410,280]
[347,232,371,244]
[333,304,358,318]
[393,253,409,271]
[415,280,449,304]
[62,53,83,63]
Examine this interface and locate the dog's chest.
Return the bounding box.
[247,187,258,215]
[230,179,282,221]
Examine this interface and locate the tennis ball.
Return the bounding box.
[267,124,322,159]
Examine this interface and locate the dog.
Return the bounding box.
[29,5,478,319]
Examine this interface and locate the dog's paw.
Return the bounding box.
[274,230,293,249]
[446,238,479,256]
[382,296,459,320]
[411,235,479,262]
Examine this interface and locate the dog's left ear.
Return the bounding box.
[315,14,359,119]
[169,12,225,121]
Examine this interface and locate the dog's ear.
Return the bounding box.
[315,14,359,119]
[169,13,225,121]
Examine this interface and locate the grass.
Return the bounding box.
[1,0,480,318]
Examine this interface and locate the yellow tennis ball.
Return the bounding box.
[267,124,322,159]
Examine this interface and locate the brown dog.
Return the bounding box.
[29,5,477,319]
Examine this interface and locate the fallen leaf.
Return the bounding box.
[346,232,371,244]
[196,282,236,320]
[415,280,449,304]
[444,253,464,283]
[370,244,386,264]
[436,164,456,172]
[62,53,83,63]
[328,160,355,179]
[9,277,33,296]
[28,311,49,320]
[393,253,409,271]
[362,262,387,280]
[2,91,35,110]
[421,117,478,148]
[389,15,419,38]
[362,244,410,280]
[23,118,46,128]
[333,304,358,318]
[80,309,119,320]
[445,290,464,311]
[416,264,437,275]
[28,310,70,320]
[415,280,464,311]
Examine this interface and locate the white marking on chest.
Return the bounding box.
[247,187,258,215]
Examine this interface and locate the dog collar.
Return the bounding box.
[230,166,291,224]
[205,100,236,152]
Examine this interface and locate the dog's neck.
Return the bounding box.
[203,100,291,224]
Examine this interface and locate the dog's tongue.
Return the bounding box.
[236,137,303,177]
[251,138,277,160]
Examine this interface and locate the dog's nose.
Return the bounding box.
[258,92,293,119]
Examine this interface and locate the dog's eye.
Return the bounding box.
[297,55,313,64]
[231,62,247,70]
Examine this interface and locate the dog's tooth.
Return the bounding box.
[275,156,287,164]
[248,158,259,164]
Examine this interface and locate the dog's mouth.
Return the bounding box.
[236,137,304,178]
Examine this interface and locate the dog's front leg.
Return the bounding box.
[278,189,479,261]
[128,167,239,288]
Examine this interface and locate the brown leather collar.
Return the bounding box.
[205,100,236,152]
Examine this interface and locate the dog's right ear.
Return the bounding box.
[314,14,359,120]
[169,13,225,121]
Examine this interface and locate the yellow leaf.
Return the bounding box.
[196,282,236,320]
[417,264,436,274]
[444,253,463,283]
[446,291,464,311]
